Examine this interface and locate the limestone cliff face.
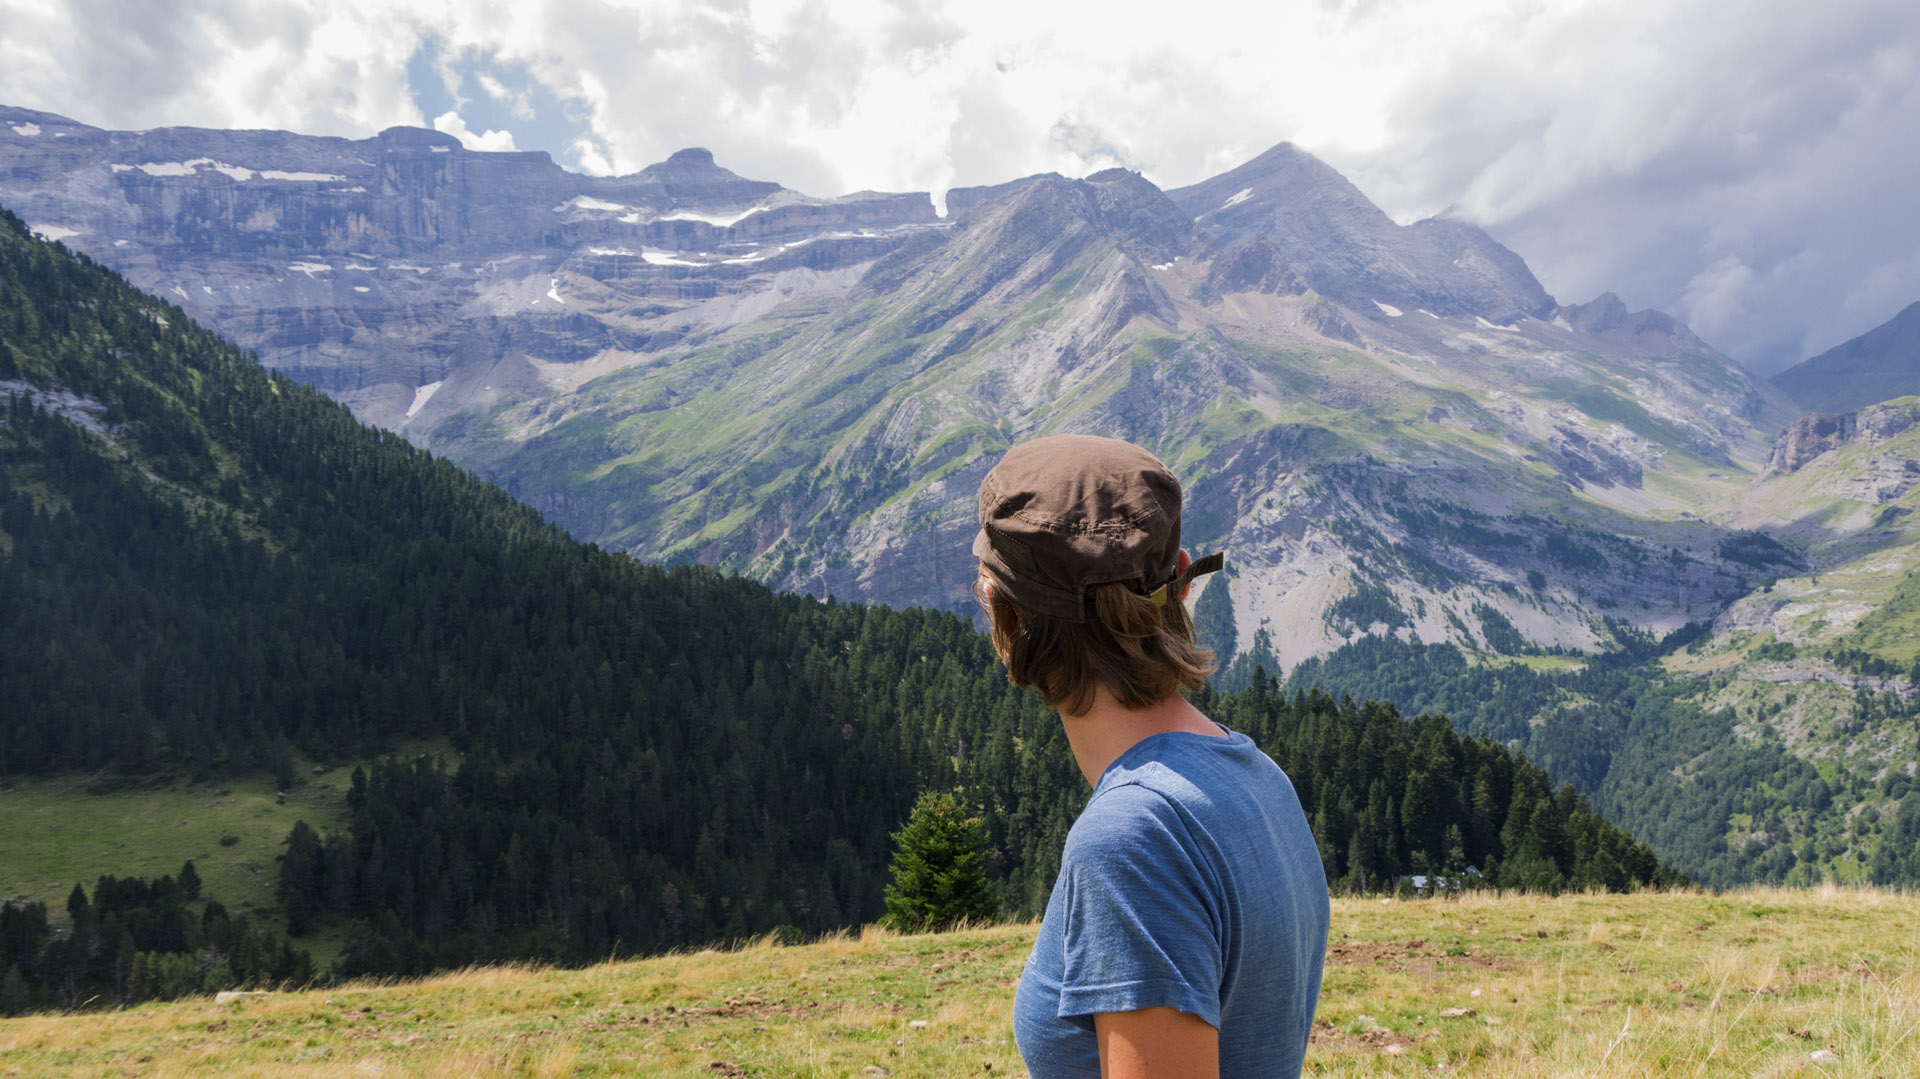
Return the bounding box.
[0,104,942,419]
[1768,402,1920,473]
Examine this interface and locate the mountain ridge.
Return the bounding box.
[0,105,1799,674]
[1772,299,1920,415]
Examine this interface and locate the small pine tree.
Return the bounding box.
[179,859,202,901]
[0,964,27,1016]
[883,791,998,932]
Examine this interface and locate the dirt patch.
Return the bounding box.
[1325,938,1515,975]
[583,997,820,1031]
[1309,1017,1419,1055]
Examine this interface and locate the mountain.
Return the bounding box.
[0,105,1801,675]
[0,214,1675,1002]
[1773,301,1920,414]
[6,107,1918,892]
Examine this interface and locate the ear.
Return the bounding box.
[1176,548,1193,604]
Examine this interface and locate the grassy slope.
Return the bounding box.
[0,743,455,970]
[3,888,1916,1078]
[0,770,349,916]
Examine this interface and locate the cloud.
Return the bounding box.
[432,110,519,152]
[2,0,1917,372]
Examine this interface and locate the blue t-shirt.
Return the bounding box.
[1013,726,1329,1078]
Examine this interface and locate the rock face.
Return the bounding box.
[0,104,1807,665]
[1768,402,1920,473]
[1773,300,1920,414]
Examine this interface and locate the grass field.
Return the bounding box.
[2,886,1916,1077]
[0,744,455,971]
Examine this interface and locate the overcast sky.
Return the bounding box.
[3,0,1916,374]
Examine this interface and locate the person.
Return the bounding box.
[973,433,1328,1079]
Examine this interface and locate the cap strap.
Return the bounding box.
[1148,550,1226,607]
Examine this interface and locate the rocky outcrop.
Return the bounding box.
[1768,402,1920,473]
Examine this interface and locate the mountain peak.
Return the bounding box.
[1554,293,1721,360]
[377,126,462,150]
[665,147,716,167]
[1169,141,1554,322]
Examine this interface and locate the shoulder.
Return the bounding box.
[1063,781,1206,884]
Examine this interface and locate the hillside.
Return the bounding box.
[3,888,1917,1077]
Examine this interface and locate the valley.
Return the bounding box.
[4,99,1920,956]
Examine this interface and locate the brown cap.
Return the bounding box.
[973,434,1224,622]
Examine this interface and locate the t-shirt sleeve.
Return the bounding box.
[1055,783,1223,1027]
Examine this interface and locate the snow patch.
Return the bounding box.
[558,195,627,213]
[385,262,431,273]
[343,262,376,271]
[259,169,348,182]
[121,161,198,176]
[10,123,40,137]
[288,261,331,277]
[1475,316,1517,332]
[200,285,213,296]
[406,381,443,419]
[641,249,703,266]
[1151,257,1180,271]
[353,286,370,293]
[657,204,768,228]
[112,239,128,247]
[546,278,565,305]
[431,146,450,153]
[106,159,347,182]
[1373,300,1404,317]
[169,286,188,299]
[1219,187,1254,211]
[28,223,79,242]
[1419,309,1440,319]
[588,246,638,256]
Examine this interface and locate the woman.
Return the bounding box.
[974,434,1328,1079]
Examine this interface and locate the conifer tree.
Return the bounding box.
[883,791,998,932]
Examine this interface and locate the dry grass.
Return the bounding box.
[2,887,1916,1077]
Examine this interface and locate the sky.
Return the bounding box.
[2,0,1917,374]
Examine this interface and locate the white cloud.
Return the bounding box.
[432,109,519,152]
[2,0,1918,371]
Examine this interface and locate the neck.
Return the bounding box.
[1060,686,1224,788]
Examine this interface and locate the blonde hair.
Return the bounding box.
[980,575,1215,717]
